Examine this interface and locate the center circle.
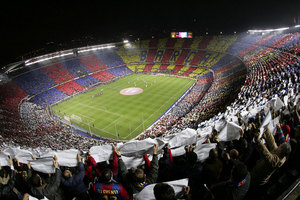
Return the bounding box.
[120,87,143,95]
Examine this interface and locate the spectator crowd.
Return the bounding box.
[1,32,300,199]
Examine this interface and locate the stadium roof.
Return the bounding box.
[0,0,299,67]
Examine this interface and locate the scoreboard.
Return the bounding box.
[171,32,192,38]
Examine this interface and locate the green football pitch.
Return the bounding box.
[52,74,196,140]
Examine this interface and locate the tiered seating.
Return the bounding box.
[175,49,190,64]
[271,33,299,49]
[210,54,240,72]
[117,48,141,64]
[160,49,174,63]
[31,88,68,107]
[0,81,28,113]
[192,68,208,77]
[198,52,225,68]
[137,40,150,49]
[166,64,176,71]
[165,38,177,48]
[157,38,168,48]
[60,59,91,77]
[74,75,99,88]
[92,71,115,82]
[183,66,197,76]
[14,69,56,95]
[182,39,193,48]
[238,35,274,58]
[189,51,206,65]
[95,50,126,67]
[56,81,85,96]
[226,34,263,55]
[149,39,158,48]
[279,32,300,49]
[106,66,132,76]
[159,64,169,71]
[143,64,153,72]
[26,63,43,71]
[145,49,157,62]
[150,64,160,72]
[198,36,212,49]
[190,36,203,49]
[206,35,237,52]
[177,65,190,75]
[79,55,108,72]
[174,39,185,48]
[130,64,146,72]
[42,63,74,84]
[263,34,284,46]
[171,65,183,74]
[8,64,38,78]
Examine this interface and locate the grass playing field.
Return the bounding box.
[52,74,196,140]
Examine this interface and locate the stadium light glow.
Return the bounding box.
[123,40,129,43]
[248,27,289,33]
[25,52,74,66]
[77,45,115,53]
[295,25,300,28]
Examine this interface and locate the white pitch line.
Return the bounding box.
[123,79,194,139]
[77,103,122,117]
[102,116,122,130]
[77,113,96,123]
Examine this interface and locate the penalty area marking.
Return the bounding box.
[120,87,143,95]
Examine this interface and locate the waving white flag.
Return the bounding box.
[164,128,197,149]
[118,138,165,157]
[134,178,189,200]
[218,121,242,141]
[89,144,113,163]
[0,153,10,166]
[30,158,56,174]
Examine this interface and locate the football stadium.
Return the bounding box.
[1,2,300,200]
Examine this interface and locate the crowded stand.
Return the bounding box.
[42,64,75,84]
[0,31,300,200]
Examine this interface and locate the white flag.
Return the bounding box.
[118,138,165,157]
[164,128,197,149]
[0,153,9,166]
[194,143,217,161]
[89,144,113,163]
[218,121,242,141]
[30,158,56,174]
[133,178,189,200]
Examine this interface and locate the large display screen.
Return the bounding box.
[171,32,192,38]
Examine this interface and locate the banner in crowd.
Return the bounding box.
[0,96,289,174]
[218,121,242,141]
[133,178,189,200]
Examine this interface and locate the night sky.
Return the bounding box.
[1,0,300,66]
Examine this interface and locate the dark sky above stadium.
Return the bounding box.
[1,0,300,66]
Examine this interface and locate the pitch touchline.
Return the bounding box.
[76,113,96,123]
[124,79,194,139]
[77,103,123,136]
[77,103,122,117]
[102,116,122,131]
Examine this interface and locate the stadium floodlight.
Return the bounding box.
[25,52,74,66]
[295,25,300,28]
[123,40,129,44]
[77,45,115,53]
[248,27,289,33]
